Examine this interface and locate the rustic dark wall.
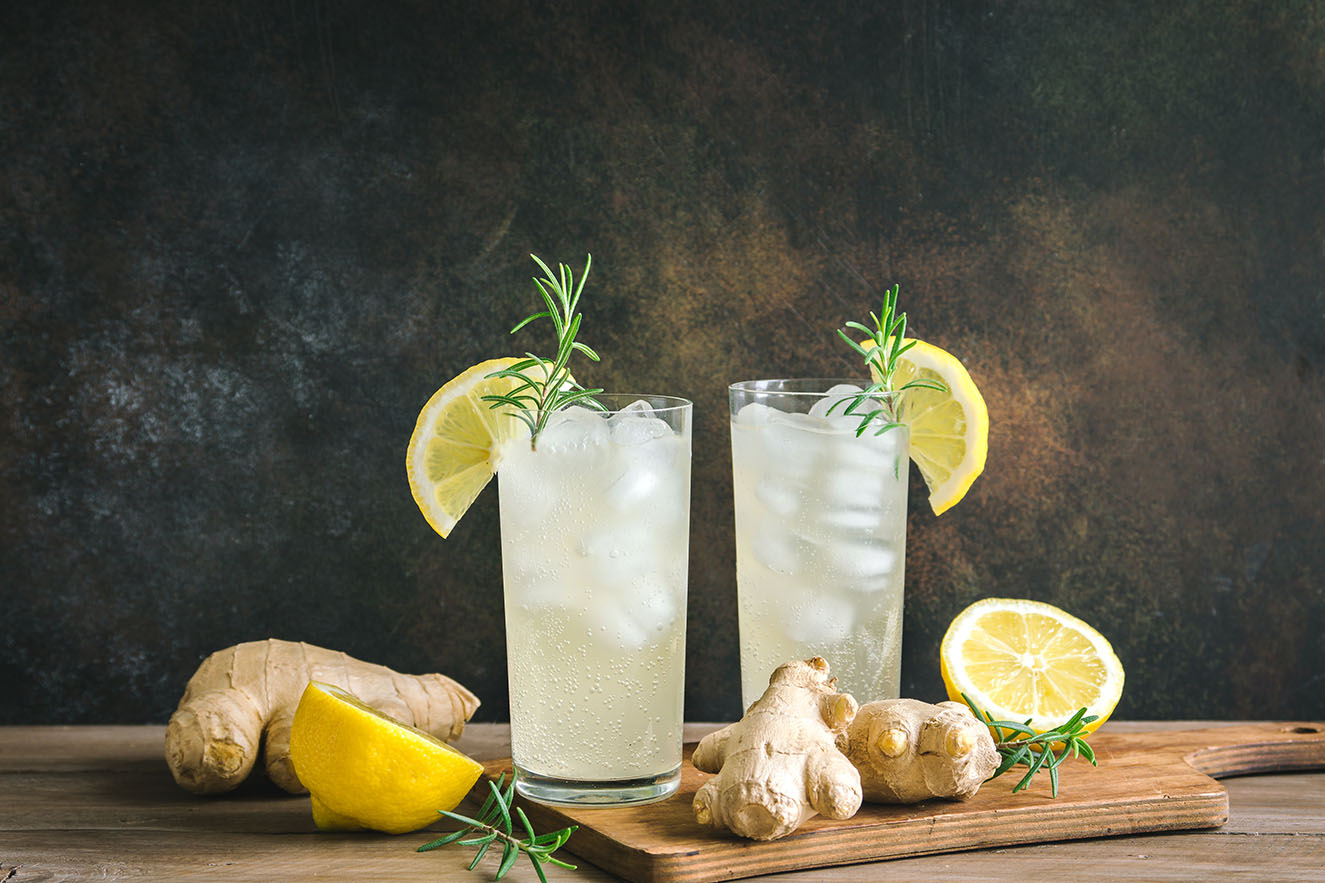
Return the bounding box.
[3,0,1322,725]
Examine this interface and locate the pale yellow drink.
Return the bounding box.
[497,398,691,805]
[730,382,909,707]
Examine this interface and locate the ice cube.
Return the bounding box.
[814,503,883,533]
[786,593,855,644]
[758,411,834,472]
[734,402,778,426]
[805,466,887,534]
[831,425,906,473]
[821,464,885,504]
[822,538,899,582]
[577,522,659,587]
[606,450,688,526]
[807,383,864,421]
[754,475,802,518]
[505,565,582,613]
[611,415,673,446]
[580,597,648,651]
[752,523,808,575]
[620,571,682,642]
[536,406,609,467]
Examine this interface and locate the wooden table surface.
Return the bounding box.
[2,722,1321,881]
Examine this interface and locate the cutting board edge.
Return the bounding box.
[571,789,1232,883]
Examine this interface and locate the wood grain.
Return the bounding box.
[476,722,1325,883]
[1,724,1321,882]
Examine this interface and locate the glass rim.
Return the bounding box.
[728,378,896,398]
[589,392,693,414]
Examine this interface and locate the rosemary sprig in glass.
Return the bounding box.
[417,772,578,882]
[961,692,1099,797]
[829,283,948,437]
[482,254,604,448]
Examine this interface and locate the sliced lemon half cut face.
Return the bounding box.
[940,597,1125,735]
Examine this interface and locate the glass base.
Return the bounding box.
[513,763,681,808]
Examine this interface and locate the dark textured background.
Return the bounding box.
[3,0,1322,725]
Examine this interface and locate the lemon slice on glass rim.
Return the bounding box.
[866,337,988,515]
[405,357,526,538]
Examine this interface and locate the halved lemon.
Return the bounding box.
[866,338,987,515]
[405,357,527,537]
[288,681,484,834]
[940,597,1124,735]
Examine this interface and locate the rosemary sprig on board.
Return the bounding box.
[482,254,604,447]
[830,283,948,436]
[961,693,1099,797]
[417,772,578,882]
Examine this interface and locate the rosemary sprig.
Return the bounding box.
[829,283,948,437]
[961,692,1099,797]
[417,772,578,882]
[481,254,604,447]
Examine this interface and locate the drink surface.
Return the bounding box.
[731,385,909,706]
[498,402,690,780]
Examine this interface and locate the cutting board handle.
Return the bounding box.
[1110,721,1325,778]
[1184,721,1325,777]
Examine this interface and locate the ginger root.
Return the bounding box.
[842,698,999,803]
[692,657,862,841]
[164,639,479,795]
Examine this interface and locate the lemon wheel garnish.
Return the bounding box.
[405,357,526,538]
[940,597,1124,735]
[288,681,484,834]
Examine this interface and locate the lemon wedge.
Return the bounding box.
[866,337,987,515]
[288,681,484,834]
[940,597,1124,735]
[405,357,527,538]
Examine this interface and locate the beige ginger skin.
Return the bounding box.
[164,639,479,795]
[692,657,862,841]
[843,698,999,803]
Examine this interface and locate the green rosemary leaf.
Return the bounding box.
[492,782,513,835]
[438,809,482,826]
[458,833,496,847]
[514,806,537,841]
[510,311,552,334]
[899,378,947,392]
[478,774,506,818]
[572,341,600,360]
[496,842,519,879]
[467,840,492,871]
[530,279,566,337]
[555,388,607,410]
[417,828,470,851]
[837,328,871,357]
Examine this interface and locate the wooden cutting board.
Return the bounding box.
[473,722,1325,883]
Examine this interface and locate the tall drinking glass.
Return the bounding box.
[497,394,692,806]
[729,380,909,707]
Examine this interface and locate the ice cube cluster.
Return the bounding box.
[730,385,909,702]
[498,399,691,653]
